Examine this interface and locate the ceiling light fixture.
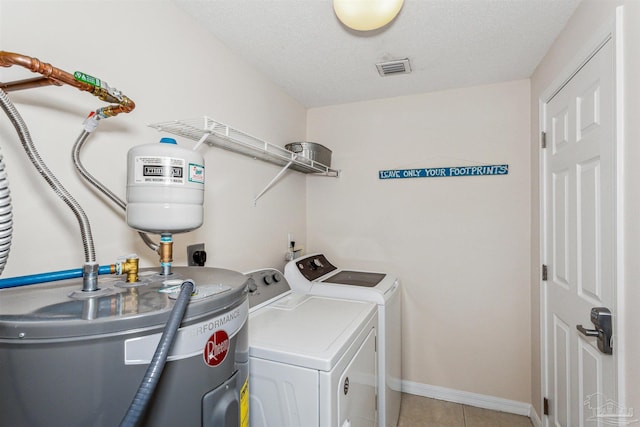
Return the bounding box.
[333,0,404,31]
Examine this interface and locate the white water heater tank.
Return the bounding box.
[126,137,204,234]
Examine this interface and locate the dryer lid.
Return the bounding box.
[322,270,386,287]
[248,293,376,371]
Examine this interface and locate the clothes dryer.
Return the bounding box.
[246,268,378,427]
[285,254,401,427]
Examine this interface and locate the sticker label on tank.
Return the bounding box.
[134,156,185,185]
[188,163,205,184]
[124,299,248,365]
[240,378,249,427]
[203,330,229,366]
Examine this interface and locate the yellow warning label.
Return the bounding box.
[240,378,249,427]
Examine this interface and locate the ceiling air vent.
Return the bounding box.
[376,58,411,77]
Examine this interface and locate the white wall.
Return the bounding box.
[306,80,532,402]
[530,0,640,418]
[0,0,307,276]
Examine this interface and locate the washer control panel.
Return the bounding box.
[245,268,290,309]
[295,254,338,281]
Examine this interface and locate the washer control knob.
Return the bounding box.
[272,273,281,283]
[263,274,274,285]
[311,258,324,269]
[247,279,258,293]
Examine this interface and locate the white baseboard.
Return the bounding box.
[530,407,542,427]
[402,380,539,423]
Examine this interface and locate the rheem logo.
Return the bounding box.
[203,330,229,367]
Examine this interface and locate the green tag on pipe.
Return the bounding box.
[74,71,101,88]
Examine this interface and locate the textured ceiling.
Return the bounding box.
[176,0,582,108]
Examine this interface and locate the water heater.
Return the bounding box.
[0,266,249,427]
[126,137,204,234]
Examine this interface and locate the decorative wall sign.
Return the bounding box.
[378,164,509,180]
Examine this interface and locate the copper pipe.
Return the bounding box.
[97,95,135,118]
[0,51,135,116]
[1,51,98,92]
[0,76,59,92]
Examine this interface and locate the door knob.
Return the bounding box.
[576,307,613,355]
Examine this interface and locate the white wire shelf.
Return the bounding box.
[148,117,339,176]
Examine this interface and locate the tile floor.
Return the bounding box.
[397,393,533,427]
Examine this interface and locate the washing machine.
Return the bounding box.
[0,266,249,427]
[284,254,401,427]
[246,268,378,427]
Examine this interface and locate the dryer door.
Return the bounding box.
[338,328,378,427]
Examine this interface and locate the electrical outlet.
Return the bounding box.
[187,243,206,266]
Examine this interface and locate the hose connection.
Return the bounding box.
[115,254,139,283]
[82,262,100,292]
[82,111,101,133]
[159,234,173,276]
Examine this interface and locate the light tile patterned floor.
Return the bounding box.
[397,393,533,427]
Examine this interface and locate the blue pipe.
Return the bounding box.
[0,265,113,289]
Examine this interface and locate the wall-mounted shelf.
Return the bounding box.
[148,117,339,204]
[149,116,339,175]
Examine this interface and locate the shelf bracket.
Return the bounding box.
[254,160,294,205]
[192,131,211,151]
